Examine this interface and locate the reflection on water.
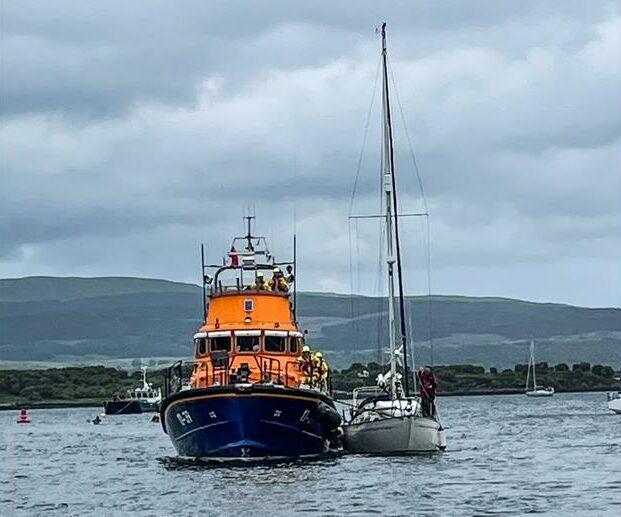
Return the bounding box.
[158,454,341,470]
[1,393,620,516]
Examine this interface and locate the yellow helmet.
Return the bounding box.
[315,352,323,358]
[257,272,264,278]
[302,345,310,353]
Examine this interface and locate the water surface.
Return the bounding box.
[1,392,619,516]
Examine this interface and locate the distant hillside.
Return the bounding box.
[1,276,620,369]
[0,276,198,302]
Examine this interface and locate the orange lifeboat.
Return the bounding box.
[160,218,340,460]
[17,408,31,424]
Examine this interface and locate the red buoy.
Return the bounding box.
[17,408,31,424]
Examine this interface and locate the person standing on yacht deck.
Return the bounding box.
[418,367,437,417]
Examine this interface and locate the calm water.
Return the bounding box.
[1,392,620,516]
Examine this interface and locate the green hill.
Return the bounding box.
[1,276,619,369]
[0,276,198,302]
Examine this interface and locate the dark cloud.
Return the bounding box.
[1,1,619,307]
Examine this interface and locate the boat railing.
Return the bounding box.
[352,386,384,407]
[209,264,292,296]
[164,361,187,398]
[164,356,310,396]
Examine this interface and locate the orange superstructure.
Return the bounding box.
[188,218,326,392]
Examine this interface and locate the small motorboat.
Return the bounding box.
[607,391,621,414]
[103,367,162,415]
[17,408,31,424]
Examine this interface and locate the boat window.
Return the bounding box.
[244,299,254,312]
[209,336,231,352]
[265,335,286,353]
[290,337,299,354]
[237,336,260,353]
[195,338,207,356]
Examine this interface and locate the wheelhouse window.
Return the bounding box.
[265,335,286,353]
[289,332,303,354]
[237,336,260,352]
[209,336,231,352]
[195,338,207,356]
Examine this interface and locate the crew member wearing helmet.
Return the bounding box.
[268,267,289,292]
[313,351,329,391]
[297,345,313,384]
[249,271,269,290]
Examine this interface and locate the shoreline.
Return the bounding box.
[0,400,103,411]
[333,386,617,400]
[2,387,617,411]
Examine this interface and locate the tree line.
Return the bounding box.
[330,362,618,394]
[0,362,618,405]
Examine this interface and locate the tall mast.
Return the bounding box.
[381,22,410,396]
[141,366,148,390]
[530,338,536,389]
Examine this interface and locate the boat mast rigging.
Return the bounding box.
[527,338,537,390]
[381,22,410,396]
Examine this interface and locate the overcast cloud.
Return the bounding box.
[1,1,620,307]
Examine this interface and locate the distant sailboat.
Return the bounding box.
[341,23,446,454]
[525,338,554,397]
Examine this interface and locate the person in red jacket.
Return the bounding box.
[418,367,437,418]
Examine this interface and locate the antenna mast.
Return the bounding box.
[244,214,255,251]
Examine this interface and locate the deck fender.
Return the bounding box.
[314,401,341,433]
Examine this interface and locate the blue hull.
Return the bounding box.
[104,400,142,415]
[161,386,340,460]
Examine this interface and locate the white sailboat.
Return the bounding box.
[525,338,554,397]
[341,23,446,454]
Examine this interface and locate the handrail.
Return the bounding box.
[212,263,287,294]
[163,357,331,396]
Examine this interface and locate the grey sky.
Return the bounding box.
[1,1,620,307]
